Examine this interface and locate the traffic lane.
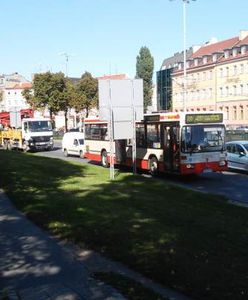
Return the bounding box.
[35,144,90,164]
[166,171,248,205]
[35,145,248,205]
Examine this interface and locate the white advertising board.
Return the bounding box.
[98,79,143,140]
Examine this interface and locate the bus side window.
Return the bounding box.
[147,124,161,148]
[100,126,108,140]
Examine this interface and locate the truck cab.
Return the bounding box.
[22,118,54,151]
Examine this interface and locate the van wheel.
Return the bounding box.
[101,151,109,168]
[149,157,158,176]
[79,150,84,158]
[64,149,68,157]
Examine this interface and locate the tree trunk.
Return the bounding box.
[64,110,68,132]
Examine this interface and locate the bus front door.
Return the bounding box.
[162,124,179,172]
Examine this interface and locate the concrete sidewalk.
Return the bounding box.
[0,190,125,300]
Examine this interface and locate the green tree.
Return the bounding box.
[72,72,98,117]
[31,72,71,130]
[136,46,154,112]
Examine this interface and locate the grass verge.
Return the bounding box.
[1,150,248,300]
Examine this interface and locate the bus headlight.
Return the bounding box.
[186,164,195,169]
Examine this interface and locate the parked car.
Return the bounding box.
[62,131,84,158]
[226,140,248,172]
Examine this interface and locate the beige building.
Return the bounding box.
[172,30,248,129]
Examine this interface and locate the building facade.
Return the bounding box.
[171,30,248,129]
[0,73,31,112]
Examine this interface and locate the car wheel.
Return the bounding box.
[64,149,68,157]
[101,150,109,168]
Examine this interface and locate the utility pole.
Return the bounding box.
[59,52,73,77]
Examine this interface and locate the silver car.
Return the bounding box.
[226,141,248,172]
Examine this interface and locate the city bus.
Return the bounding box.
[84,111,227,175]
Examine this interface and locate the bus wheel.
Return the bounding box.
[149,157,158,176]
[101,151,109,168]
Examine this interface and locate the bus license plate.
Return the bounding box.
[203,168,212,173]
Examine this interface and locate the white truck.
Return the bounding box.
[0,111,54,152]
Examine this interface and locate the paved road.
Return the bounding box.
[36,141,248,206]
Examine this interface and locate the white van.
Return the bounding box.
[62,132,85,158]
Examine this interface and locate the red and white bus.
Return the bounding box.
[84,111,227,175]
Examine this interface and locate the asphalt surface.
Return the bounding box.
[39,141,248,206]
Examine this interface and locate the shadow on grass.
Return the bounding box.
[1,151,248,300]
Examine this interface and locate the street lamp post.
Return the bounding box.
[171,0,196,111]
[183,0,187,112]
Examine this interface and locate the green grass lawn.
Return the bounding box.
[1,150,248,300]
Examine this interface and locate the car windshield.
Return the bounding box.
[181,125,225,153]
[243,144,248,151]
[27,121,53,132]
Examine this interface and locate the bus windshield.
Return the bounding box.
[181,125,225,153]
[27,120,53,132]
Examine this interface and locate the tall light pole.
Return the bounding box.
[171,0,196,111]
[183,0,187,112]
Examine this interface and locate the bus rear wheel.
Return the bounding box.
[149,157,158,176]
[101,151,109,168]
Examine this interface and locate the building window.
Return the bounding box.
[225,86,229,97]
[220,68,223,78]
[233,65,237,76]
[209,70,213,80]
[209,88,212,98]
[219,87,223,97]
[233,48,238,57]
[226,107,229,120]
[240,106,244,119]
[240,64,244,74]
[225,67,229,77]
[241,46,246,55]
[240,84,244,95]
[233,106,237,120]
[233,85,237,96]
[224,50,229,59]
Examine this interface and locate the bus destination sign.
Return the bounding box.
[185,113,223,124]
[144,115,160,122]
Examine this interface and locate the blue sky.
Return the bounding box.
[1,0,247,81]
